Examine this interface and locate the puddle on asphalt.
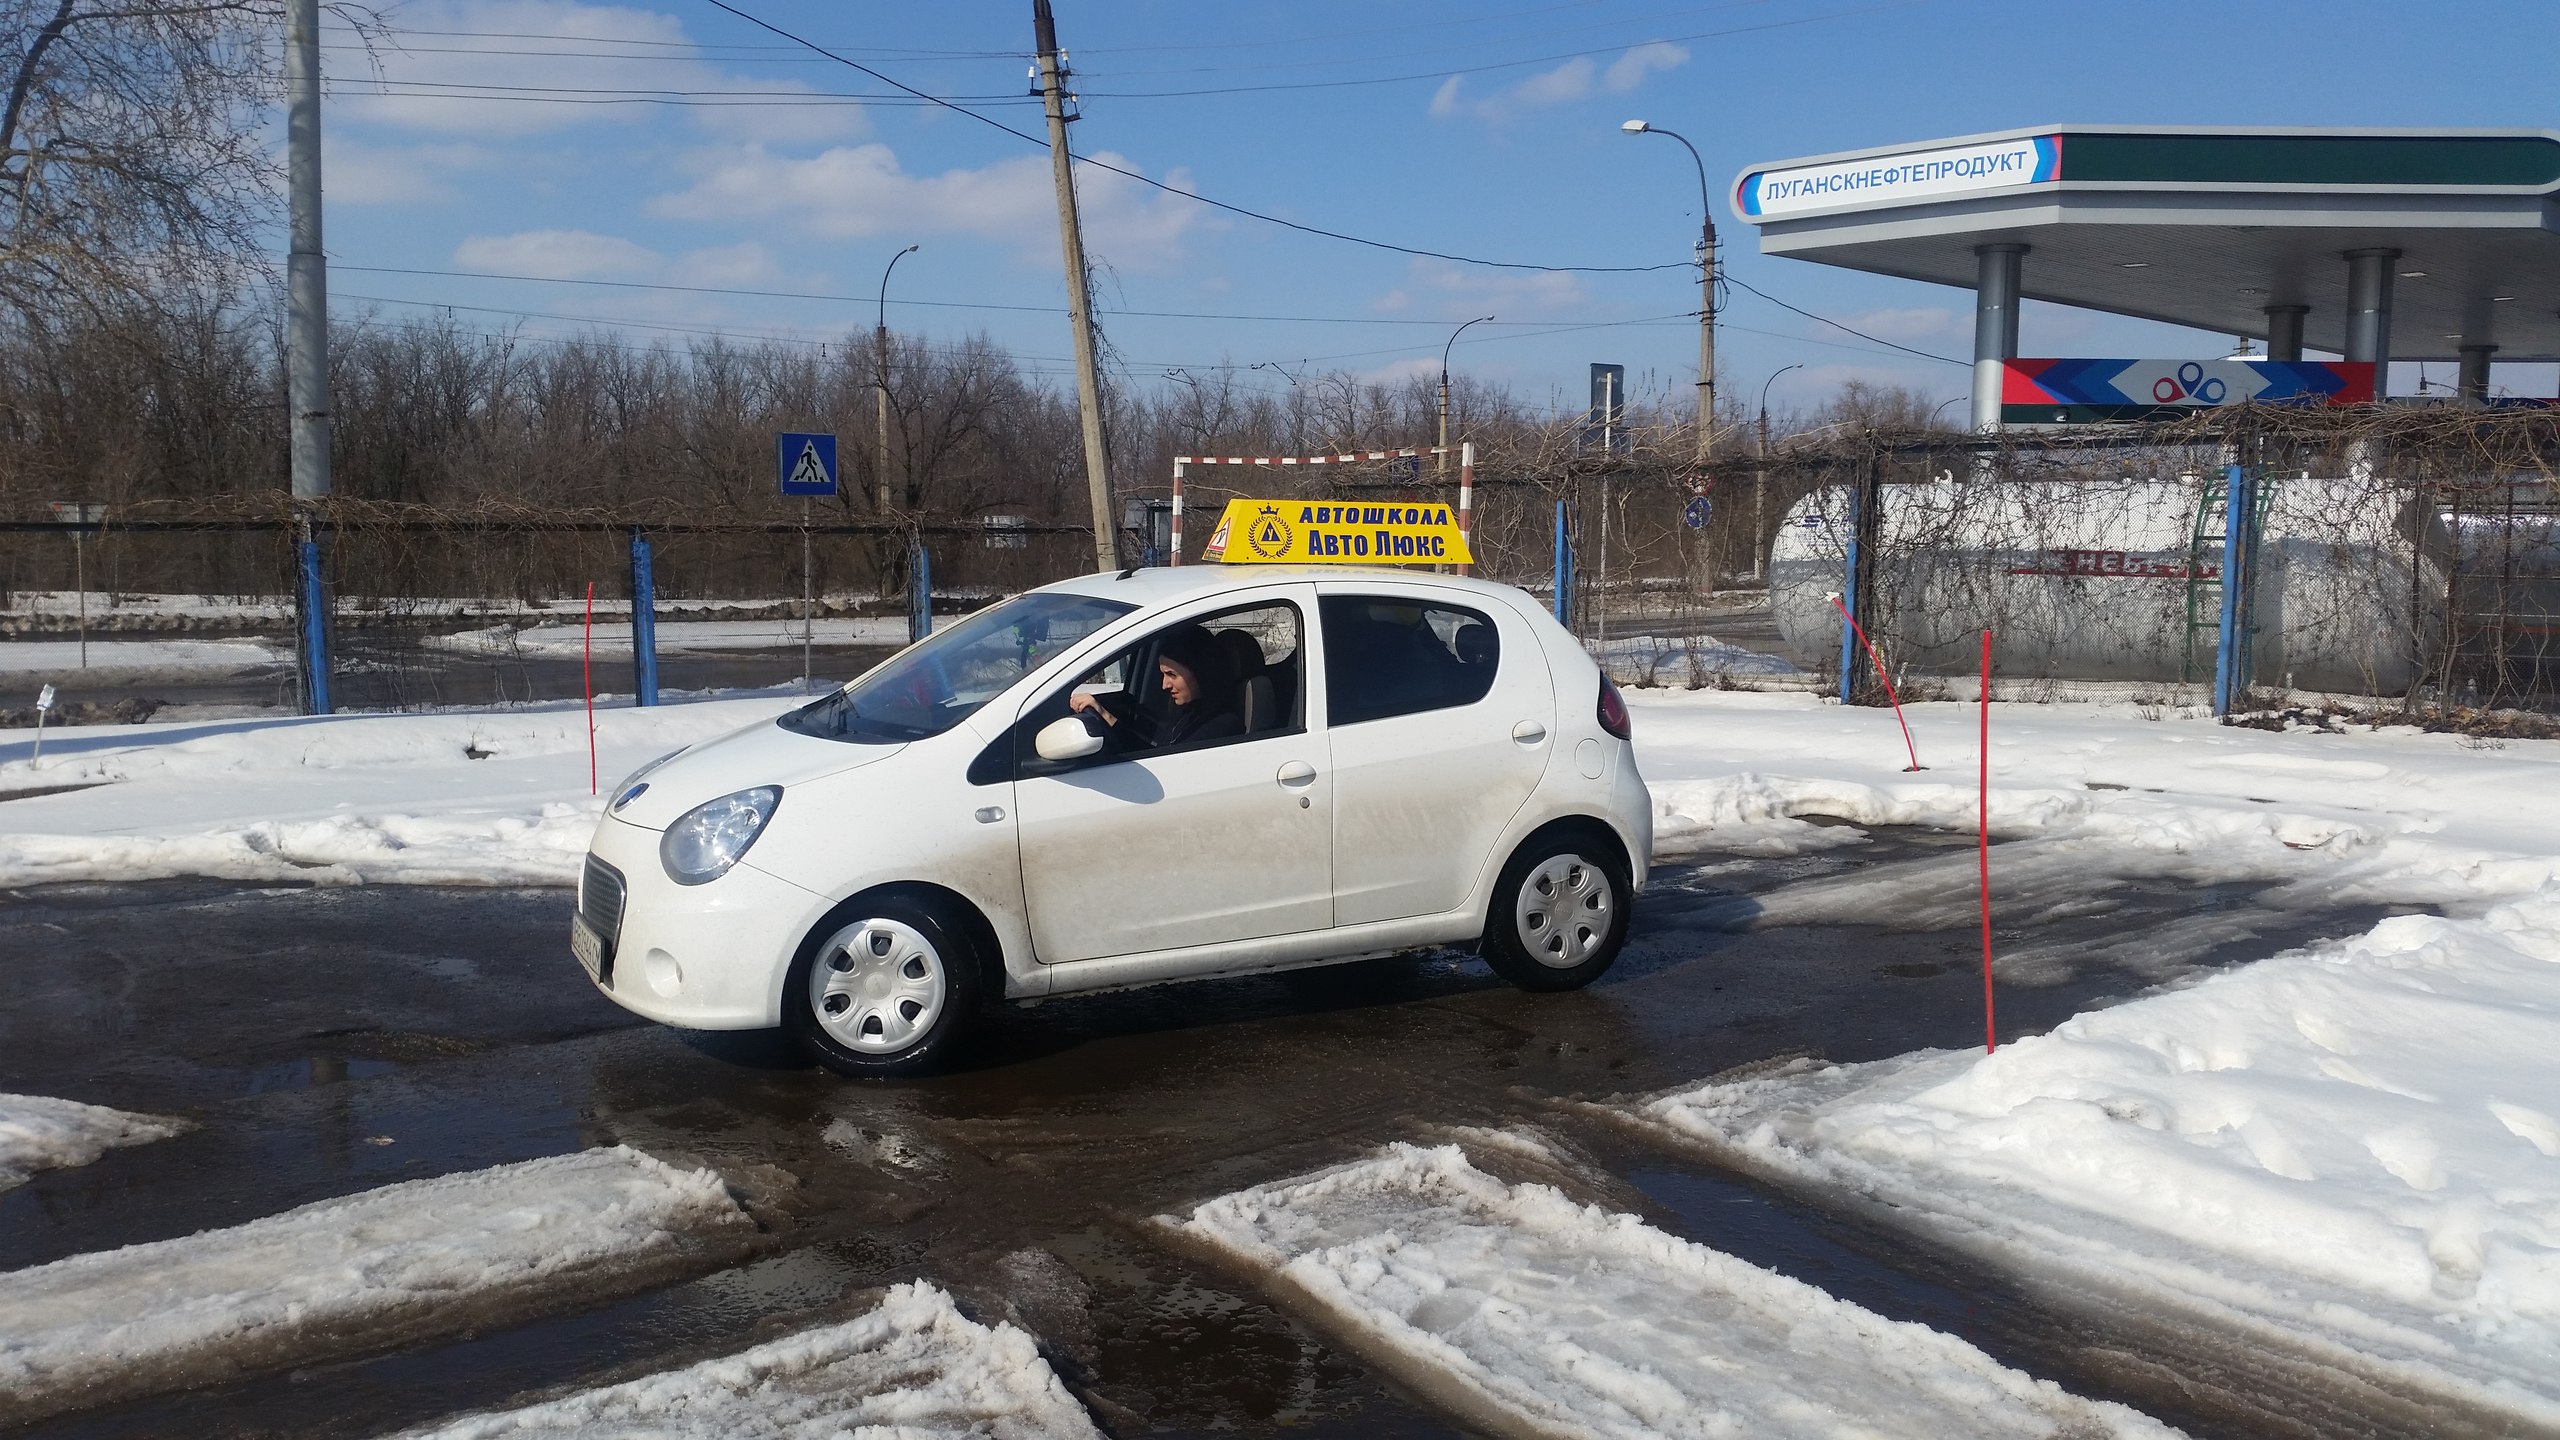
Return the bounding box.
[239,1056,403,1096]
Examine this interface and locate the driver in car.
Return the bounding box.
[1067,625,1241,752]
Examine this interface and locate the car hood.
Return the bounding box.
[606,717,903,831]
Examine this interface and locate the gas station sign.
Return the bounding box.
[2003,358,2374,424]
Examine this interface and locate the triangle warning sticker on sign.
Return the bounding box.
[787,441,830,490]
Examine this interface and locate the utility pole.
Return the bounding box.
[1623,120,1716,461]
[1437,315,1493,480]
[1033,0,1117,574]
[286,0,330,499]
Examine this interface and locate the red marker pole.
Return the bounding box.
[1829,592,1924,771]
[584,581,598,797]
[1979,626,1995,1054]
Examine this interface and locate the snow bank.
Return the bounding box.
[0,638,285,675]
[428,618,921,659]
[0,1093,186,1191]
[1625,889,2560,1429]
[0,697,795,886]
[393,1280,1097,1440]
[1629,690,2560,908]
[1171,1141,2178,1439]
[0,1145,754,1427]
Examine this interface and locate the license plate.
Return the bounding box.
[571,913,612,984]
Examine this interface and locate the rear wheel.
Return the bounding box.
[783,894,982,1077]
[1480,832,1628,992]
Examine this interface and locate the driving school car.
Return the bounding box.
[573,560,1649,1077]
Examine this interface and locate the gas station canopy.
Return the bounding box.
[1731,127,2560,365]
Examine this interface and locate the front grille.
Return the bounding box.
[580,854,627,945]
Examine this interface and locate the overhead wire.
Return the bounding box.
[1720,274,1965,366]
[694,0,1684,276]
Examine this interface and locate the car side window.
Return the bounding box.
[1006,600,1306,775]
[1320,595,1499,727]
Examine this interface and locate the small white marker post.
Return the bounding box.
[31,683,56,765]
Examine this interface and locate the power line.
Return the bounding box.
[1721,274,1966,366]
[694,0,1685,276]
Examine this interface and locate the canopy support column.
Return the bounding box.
[2263,305,2307,363]
[1969,243,2026,433]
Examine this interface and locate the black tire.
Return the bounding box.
[1480,829,1630,992]
[782,892,983,1078]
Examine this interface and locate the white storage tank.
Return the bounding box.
[1767,476,2445,695]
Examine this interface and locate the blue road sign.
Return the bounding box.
[1682,495,1712,529]
[777,432,839,497]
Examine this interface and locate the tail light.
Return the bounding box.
[1597,674,1631,740]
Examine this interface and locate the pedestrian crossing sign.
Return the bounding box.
[777,432,839,497]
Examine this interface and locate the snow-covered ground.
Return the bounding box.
[0,697,796,885]
[0,1094,186,1191]
[0,1146,754,1427]
[0,637,285,676]
[1584,631,1804,683]
[393,1281,1098,1440]
[1171,1139,2179,1438]
[1621,891,2560,1429]
[428,617,922,659]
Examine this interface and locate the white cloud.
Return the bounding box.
[1838,306,1967,345]
[1603,42,1689,93]
[453,228,663,279]
[678,242,781,288]
[1374,258,1587,317]
[331,0,864,144]
[1435,42,1692,122]
[324,137,491,205]
[650,144,1208,272]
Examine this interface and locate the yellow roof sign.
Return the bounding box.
[1200,499,1472,566]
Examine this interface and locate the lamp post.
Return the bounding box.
[1251,358,1308,455]
[1437,314,1495,479]
[1752,364,1801,580]
[875,243,919,514]
[1623,119,1716,462]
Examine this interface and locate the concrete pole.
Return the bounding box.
[2263,305,2307,363]
[874,324,894,513]
[286,0,330,499]
[2458,344,2496,405]
[2343,249,2399,373]
[1969,244,2026,432]
[1457,441,1474,577]
[1697,223,1717,462]
[1033,1,1118,574]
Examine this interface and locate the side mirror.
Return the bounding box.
[1033,714,1106,762]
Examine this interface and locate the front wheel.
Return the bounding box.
[1480,834,1629,992]
[783,894,982,1077]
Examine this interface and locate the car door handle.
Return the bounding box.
[1276,761,1318,788]
[1512,720,1548,745]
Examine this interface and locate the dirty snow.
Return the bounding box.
[428,618,923,659]
[0,638,285,675]
[1626,889,2560,1429]
[0,1093,186,1191]
[1172,1141,2179,1439]
[0,1145,753,1426]
[393,1281,1097,1440]
[0,697,796,885]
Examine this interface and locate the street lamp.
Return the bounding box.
[1750,364,1801,582]
[875,243,920,514]
[1437,314,1494,479]
[1624,118,1717,461]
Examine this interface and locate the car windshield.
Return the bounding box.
[779,591,1136,744]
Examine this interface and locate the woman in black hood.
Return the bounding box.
[1070,624,1241,750]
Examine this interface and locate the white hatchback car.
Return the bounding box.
[573,564,1650,1076]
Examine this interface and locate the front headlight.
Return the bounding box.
[659,786,782,885]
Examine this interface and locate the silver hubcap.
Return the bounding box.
[810,918,947,1055]
[1516,854,1613,968]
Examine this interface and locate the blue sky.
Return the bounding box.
[317,0,2560,420]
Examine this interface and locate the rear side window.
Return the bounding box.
[1321,595,1499,727]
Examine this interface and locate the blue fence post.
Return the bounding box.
[297,535,332,716]
[2213,461,2248,718]
[1552,499,1572,626]
[628,527,659,707]
[1837,484,1862,703]
[909,536,933,643]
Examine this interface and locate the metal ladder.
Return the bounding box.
[2180,477,2228,683]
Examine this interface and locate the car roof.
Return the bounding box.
[1038,564,1536,609]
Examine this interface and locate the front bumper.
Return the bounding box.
[577,814,824,1030]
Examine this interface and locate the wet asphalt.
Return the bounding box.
[0,831,2426,1440]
